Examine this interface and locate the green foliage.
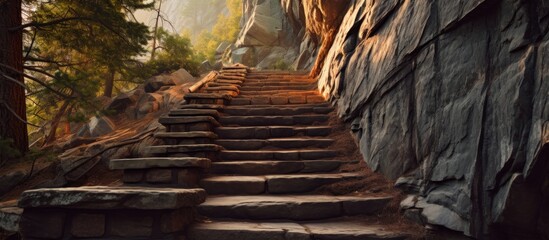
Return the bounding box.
[271,59,291,70]
[24,0,153,134]
[148,28,200,76]
[194,0,242,61]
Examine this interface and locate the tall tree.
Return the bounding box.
[0,0,28,159]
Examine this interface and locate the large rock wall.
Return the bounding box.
[315,0,549,238]
[228,0,322,70]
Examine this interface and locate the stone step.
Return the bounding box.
[110,157,211,170]
[204,85,240,93]
[178,104,224,110]
[218,149,339,161]
[184,93,233,104]
[198,195,392,220]
[184,93,233,101]
[223,105,333,116]
[243,79,315,84]
[240,85,316,91]
[147,144,223,156]
[210,160,345,175]
[169,109,220,118]
[200,173,362,195]
[188,219,410,240]
[215,126,332,139]
[155,131,218,139]
[159,116,221,131]
[154,131,218,144]
[216,79,243,85]
[215,138,335,150]
[241,82,315,87]
[237,90,319,96]
[219,115,329,126]
[206,82,241,88]
[230,95,325,105]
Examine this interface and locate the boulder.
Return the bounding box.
[200,61,213,73]
[212,60,223,71]
[230,47,256,66]
[215,41,231,55]
[88,116,115,137]
[0,206,21,233]
[106,93,134,113]
[236,0,285,46]
[136,93,164,118]
[169,68,195,85]
[144,76,175,93]
[0,171,26,196]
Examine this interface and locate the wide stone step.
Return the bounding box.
[159,116,220,126]
[198,195,392,220]
[215,138,335,150]
[218,149,339,161]
[200,173,362,195]
[147,144,223,155]
[184,93,233,101]
[230,95,325,105]
[241,82,315,87]
[215,126,332,139]
[178,104,224,110]
[243,79,315,84]
[223,105,333,116]
[154,131,218,145]
[188,220,410,240]
[169,109,220,118]
[110,157,211,170]
[210,160,345,175]
[154,131,218,140]
[237,90,318,96]
[219,115,329,126]
[239,85,316,91]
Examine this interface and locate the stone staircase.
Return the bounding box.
[4,65,414,239]
[159,67,410,239]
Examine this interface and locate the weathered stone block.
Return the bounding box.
[251,97,271,105]
[71,213,105,237]
[288,96,306,104]
[20,209,65,239]
[271,96,289,105]
[110,213,153,237]
[160,208,194,233]
[146,169,173,183]
[177,169,202,188]
[123,169,144,183]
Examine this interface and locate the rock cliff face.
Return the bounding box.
[228,0,319,70]
[236,0,549,238]
[315,0,549,238]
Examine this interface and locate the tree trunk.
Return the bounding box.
[0,0,28,158]
[43,100,71,146]
[103,69,115,97]
[150,0,163,61]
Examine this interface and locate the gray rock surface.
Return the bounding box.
[307,0,549,238]
[0,171,26,196]
[18,186,206,210]
[144,76,175,93]
[0,206,22,233]
[109,157,211,170]
[169,68,195,85]
[88,116,115,137]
